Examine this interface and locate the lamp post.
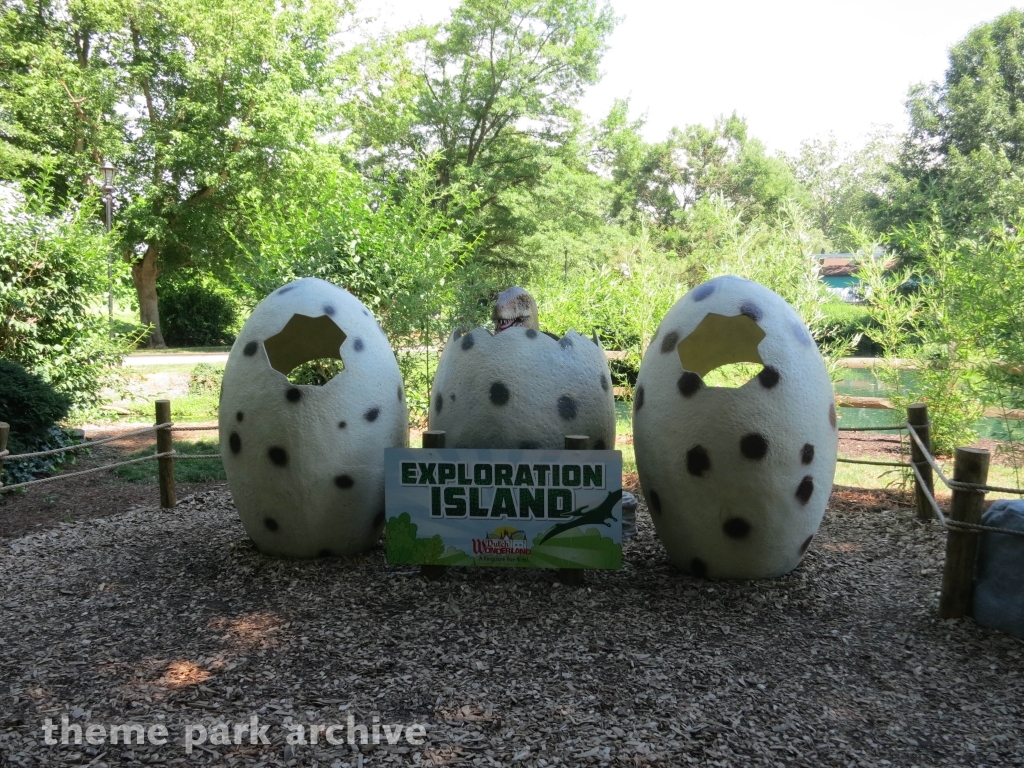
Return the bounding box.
[101,160,116,337]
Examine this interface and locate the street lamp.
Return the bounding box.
[100,160,116,336]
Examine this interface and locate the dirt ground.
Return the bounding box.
[0,424,221,540]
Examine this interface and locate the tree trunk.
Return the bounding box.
[132,245,166,348]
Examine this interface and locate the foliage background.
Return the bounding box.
[0,0,1022,459]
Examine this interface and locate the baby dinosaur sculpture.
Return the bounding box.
[491,285,601,345]
[492,286,539,332]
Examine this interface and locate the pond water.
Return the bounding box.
[833,366,1019,439]
[822,275,860,290]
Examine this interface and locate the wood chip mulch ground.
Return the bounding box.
[1,480,1022,767]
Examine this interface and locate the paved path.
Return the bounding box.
[125,352,229,366]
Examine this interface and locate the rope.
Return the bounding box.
[946,519,1024,537]
[0,448,221,492]
[904,422,1024,496]
[2,423,172,461]
[171,425,219,432]
[905,424,958,488]
[947,479,1024,495]
[909,460,946,525]
[0,450,7,458]
[908,454,1024,536]
[838,425,907,432]
[837,456,911,468]
[0,452,174,492]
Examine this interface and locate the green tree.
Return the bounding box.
[593,106,809,251]
[593,99,680,228]
[676,114,807,224]
[0,0,123,197]
[355,0,616,269]
[233,148,473,340]
[881,10,1024,241]
[787,130,896,251]
[1,0,351,346]
[0,180,134,413]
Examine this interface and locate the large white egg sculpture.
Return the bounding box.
[429,327,615,451]
[633,276,838,579]
[219,278,408,558]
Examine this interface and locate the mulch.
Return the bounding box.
[1,486,1022,767]
[2,422,1022,766]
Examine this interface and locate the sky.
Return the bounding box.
[360,0,1021,156]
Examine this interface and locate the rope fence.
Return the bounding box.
[1,423,170,460]
[837,457,911,468]
[2,399,1023,620]
[837,425,908,432]
[0,452,176,492]
[905,425,1024,496]
[0,403,223,507]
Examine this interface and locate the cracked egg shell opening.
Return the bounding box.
[218,277,408,558]
[633,276,838,579]
[428,327,615,451]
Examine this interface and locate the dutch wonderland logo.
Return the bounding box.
[471,526,532,556]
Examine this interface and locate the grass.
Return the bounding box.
[821,300,872,329]
[168,395,220,422]
[101,394,219,423]
[113,440,225,483]
[832,452,1024,501]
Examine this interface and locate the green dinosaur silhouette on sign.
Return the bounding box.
[539,489,622,544]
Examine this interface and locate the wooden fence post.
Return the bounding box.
[907,404,935,521]
[422,431,446,449]
[558,435,590,587]
[0,422,9,487]
[938,447,990,619]
[420,430,447,581]
[155,400,175,509]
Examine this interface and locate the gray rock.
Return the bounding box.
[973,499,1024,637]
[621,491,637,540]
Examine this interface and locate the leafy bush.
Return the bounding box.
[0,181,136,415]
[0,360,86,490]
[288,359,346,386]
[159,279,238,347]
[1,425,84,489]
[855,236,985,454]
[532,226,687,384]
[397,350,436,427]
[819,301,882,356]
[188,363,224,395]
[0,360,71,438]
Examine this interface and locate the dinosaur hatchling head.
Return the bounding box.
[492,286,539,332]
